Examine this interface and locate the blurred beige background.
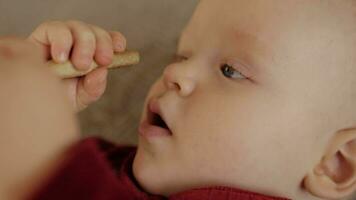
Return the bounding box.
[0,0,198,144]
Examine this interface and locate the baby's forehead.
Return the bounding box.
[185,0,356,66]
[194,0,356,34]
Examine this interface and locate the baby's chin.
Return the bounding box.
[132,150,167,196]
[132,144,191,197]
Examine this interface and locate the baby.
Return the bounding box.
[0,0,355,200]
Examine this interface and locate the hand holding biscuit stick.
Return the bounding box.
[28,20,133,111]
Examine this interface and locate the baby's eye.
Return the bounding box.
[220,64,247,79]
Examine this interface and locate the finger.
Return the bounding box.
[67,20,96,71]
[90,25,114,66]
[28,21,73,63]
[109,31,126,52]
[76,67,108,110]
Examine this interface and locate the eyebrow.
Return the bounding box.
[230,30,271,75]
[232,30,270,58]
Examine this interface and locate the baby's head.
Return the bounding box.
[133,0,356,199]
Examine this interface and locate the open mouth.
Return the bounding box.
[146,98,172,134]
[151,113,169,129]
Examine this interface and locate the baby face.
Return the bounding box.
[133,0,356,199]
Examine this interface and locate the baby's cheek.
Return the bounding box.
[179,125,246,171]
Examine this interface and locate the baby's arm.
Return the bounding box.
[0,38,79,200]
[0,21,127,199]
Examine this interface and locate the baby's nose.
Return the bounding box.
[162,63,196,97]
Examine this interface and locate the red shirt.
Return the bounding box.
[29,137,290,200]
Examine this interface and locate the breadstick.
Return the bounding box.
[48,51,140,78]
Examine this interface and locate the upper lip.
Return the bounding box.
[147,98,172,132]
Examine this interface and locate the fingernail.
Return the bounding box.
[115,43,124,51]
[84,59,92,68]
[58,52,67,63]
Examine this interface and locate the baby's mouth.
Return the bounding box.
[150,113,169,130]
[146,98,173,135]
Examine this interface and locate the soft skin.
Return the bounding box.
[133,0,356,199]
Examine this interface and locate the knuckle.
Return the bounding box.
[47,20,64,27]
[34,23,46,32]
[48,21,68,33]
[66,19,84,26]
[38,20,52,28]
[50,29,73,45]
[98,30,112,42]
[59,31,73,46]
[31,22,48,36]
[40,20,63,31]
[99,37,113,49]
[92,25,108,35]
[80,31,96,45]
[102,31,112,43]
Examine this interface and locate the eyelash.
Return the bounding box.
[220,64,246,80]
[173,55,247,80]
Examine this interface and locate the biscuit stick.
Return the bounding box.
[48,51,140,78]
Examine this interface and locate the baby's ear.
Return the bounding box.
[303,128,356,199]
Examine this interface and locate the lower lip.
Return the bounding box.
[138,120,172,138]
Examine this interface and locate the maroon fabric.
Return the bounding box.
[29,137,290,200]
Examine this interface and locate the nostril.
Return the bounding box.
[168,82,181,91]
[174,83,181,90]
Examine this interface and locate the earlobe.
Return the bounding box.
[303,128,356,199]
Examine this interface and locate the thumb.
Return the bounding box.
[0,37,46,63]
